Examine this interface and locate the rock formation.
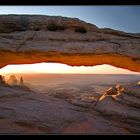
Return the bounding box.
[0,75,6,85]
[137,81,140,86]
[7,75,18,86]
[0,15,140,72]
[99,84,125,101]
[106,84,125,95]
[20,77,24,86]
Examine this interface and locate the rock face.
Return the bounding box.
[0,15,140,72]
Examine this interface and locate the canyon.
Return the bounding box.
[0,74,139,134]
[0,15,140,134]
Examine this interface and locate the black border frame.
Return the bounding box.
[0,0,140,5]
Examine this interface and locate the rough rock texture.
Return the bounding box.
[0,15,140,72]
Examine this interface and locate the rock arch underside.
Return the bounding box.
[0,15,140,72]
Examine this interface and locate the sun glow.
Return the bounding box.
[0,63,139,75]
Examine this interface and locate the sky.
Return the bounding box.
[0,63,139,75]
[0,6,139,74]
[0,6,140,33]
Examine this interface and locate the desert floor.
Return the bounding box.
[0,74,140,134]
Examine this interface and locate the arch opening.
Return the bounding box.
[0,62,140,75]
[0,63,140,134]
[0,62,139,90]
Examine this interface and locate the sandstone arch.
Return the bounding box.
[0,15,140,72]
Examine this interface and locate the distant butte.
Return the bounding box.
[0,15,140,72]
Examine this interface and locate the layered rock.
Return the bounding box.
[0,15,140,72]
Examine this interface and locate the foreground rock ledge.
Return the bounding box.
[0,15,140,72]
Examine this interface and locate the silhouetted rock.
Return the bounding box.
[0,75,6,85]
[7,75,18,86]
[20,77,24,86]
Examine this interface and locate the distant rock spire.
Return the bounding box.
[137,81,140,86]
[20,77,24,86]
